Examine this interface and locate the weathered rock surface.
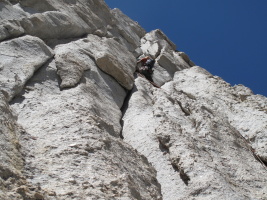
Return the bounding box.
[0,91,45,200]
[0,91,24,199]
[122,67,267,200]
[1,0,162,199]
[10,59,161,199]
[0,0,113,41]
[0,0,145,52]
[0,35,54,101]
[169,67,267,164]
[0,0,266,199]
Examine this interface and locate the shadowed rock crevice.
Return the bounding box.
[229,125,267,169]
[120,86,138,139]
[0,30,26,43]
[157,135,170,154]
[0,165,18,181]
[158,139,170,154]
[261,159,267,168]
[179,168,191,186]
[177,100,191,116]
[158,135,191,186]
[170,161,191,186]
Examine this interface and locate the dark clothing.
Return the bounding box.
[137,57,155,82]
[137,65,153,82]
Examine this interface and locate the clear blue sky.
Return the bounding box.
[105,0,267,96]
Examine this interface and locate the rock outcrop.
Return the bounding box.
[0,0,266,199]
[122,67,267,200]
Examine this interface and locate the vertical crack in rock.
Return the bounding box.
[177,100,191,116]
[9,58,163,199]
[120,76,139,139]
[158,135,191,186]
[178,168,191,186]
[229,126,267,169]
[170,161,191,186]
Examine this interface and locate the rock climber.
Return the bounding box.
[136,56,155,82]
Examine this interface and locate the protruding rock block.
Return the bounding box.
[55,34,136,90]
[140,29,176,60]
[0,35,54,101]
[156,49,190,77]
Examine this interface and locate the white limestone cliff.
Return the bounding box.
[0,0,266,199]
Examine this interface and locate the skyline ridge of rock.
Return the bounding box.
[0,0,266,199]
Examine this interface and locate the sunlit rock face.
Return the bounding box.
[122,66,267,200]
[0,0,266,199]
